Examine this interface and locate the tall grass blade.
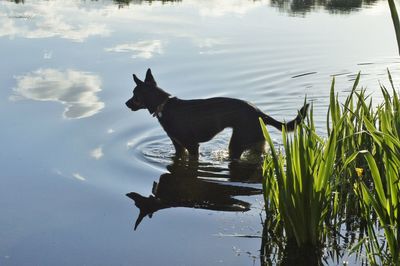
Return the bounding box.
[389,0,400,55]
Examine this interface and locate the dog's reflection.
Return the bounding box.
[127,159,263,230]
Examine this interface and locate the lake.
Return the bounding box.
[0,0,399,265]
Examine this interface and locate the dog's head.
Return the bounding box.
[126,68,170,114]
[125,68,157,111]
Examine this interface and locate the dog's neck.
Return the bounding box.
[145,87,171,116]
[152,96,172,118]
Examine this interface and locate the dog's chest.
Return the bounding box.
[158,116,180,134]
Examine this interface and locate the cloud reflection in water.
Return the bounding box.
[0,1,110,42]
[11,68,104,119]
[90,146,104,160]
[105,40,164,59]
[72,172,86,181]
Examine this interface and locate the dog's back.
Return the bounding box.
[158,97,265,142]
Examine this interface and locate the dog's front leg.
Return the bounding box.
[172,139,186,157]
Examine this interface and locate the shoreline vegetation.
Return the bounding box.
[259,2,400,264]
[260,71,400,265]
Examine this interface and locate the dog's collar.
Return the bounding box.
[152,96,172,118]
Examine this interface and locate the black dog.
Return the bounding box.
[126,69,308,159]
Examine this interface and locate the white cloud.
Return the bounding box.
[11,68,104,119]
[197,38,224,48]
[0,1,110,42]
[105,40,163,59]
[90,146,104,160]
[53,169,86,181]
[195,37,227,55]
[73,173,86,181]
[0,0,266,45]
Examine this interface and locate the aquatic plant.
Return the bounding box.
[326,74,377,227]
[353,76,400,265]
[260,103,337,248]
[261,71,400,265]
[389,0,400,55]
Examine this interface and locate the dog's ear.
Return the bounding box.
[144,68,157,86]
[133,74,143,85]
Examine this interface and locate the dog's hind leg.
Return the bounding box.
[229,127,265,160]
[186,143,199,158]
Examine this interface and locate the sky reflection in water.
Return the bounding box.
[0,0,399,265]
[11,68,104,119]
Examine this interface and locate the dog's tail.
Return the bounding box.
[261,103,309,132]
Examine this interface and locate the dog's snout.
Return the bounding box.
[126,98,135,110]
[126,97,144,111]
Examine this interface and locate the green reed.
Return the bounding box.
[260,104,337,247]
[389,0,400,55]
[261,71,400,265]
[327,74,377,226]
[352,77,400,265]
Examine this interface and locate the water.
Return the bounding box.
[0,0,399,265]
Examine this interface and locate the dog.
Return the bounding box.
[126,69,309,159]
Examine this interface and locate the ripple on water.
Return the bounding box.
[122,125,283,183]
[126,128,233,171]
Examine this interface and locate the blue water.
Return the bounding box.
[0,0,399,265]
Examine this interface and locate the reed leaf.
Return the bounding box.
[389,0,400,55]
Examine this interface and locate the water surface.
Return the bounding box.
[1,0,399,265]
